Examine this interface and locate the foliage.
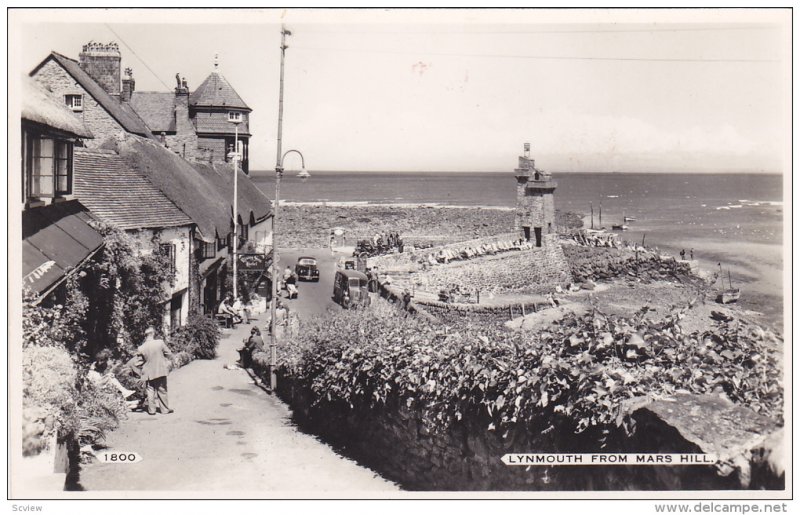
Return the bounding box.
[84,222,175,352]
[75,377,128,449]
[279,301,783,439]
[168,312,221,360]
[22,345,80,447]
[22,275,88,352]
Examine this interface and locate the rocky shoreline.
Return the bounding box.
[277,203,583,248]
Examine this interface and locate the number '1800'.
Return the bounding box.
[99,452,142,463]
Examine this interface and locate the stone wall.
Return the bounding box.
[197,136,226,165]
[33,59,128,145]
[563,245,693,284]
[172,92,199,161]
[267,374,780,491]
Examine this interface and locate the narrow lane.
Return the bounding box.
[79,248,397,493]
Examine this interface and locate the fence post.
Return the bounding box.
[521,304,526,317]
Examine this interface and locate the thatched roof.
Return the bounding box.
[32,52,153,138]
[21,75,93,138]
[129,92,176,133]
[114,135,234,242]
[190,71,250,110]
[194,161,272,227]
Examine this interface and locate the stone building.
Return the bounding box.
[29,41,273,321]
[514,143,557,247]
[129,59,252,173]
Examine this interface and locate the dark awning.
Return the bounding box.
[22,200,104,298]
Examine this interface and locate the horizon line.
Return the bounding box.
[248,169,783,176]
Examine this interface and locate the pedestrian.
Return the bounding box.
[690,248,694,260]
[402,289,413,311]
[680,249,686,261]
[136,327,174,415]
[238,327,264,370]
[88,349,137,402]
[232,296,250,324]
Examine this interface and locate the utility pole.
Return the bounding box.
[269,25,291,392]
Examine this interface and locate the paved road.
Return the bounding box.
[275,248,341,318]
[80,249,397,494]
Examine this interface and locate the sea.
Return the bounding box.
[251,171,786,327]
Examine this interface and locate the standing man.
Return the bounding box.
[137,327,174,415]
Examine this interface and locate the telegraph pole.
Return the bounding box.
[269,25,291,392]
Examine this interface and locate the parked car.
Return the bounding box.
[333,270,371,309]
[295,256,320,282]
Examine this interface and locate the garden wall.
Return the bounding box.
[269,375,781,491]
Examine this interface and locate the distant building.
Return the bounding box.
[514,143,557,247]
[31,41,252,172]
[129,58,252,173]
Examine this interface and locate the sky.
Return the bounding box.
[11,8,790,174]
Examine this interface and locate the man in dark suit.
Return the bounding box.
[137,327,175,415]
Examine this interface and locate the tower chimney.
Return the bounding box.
[121,67,135,102]
[79,41,122,98]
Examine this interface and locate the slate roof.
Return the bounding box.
[73,147,192,230]
[129,92,176,133]
[21,75,93,139]
[190,72,250,110]
[32,52,153,138]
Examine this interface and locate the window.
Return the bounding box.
[26,135,72,200]
[65,94,83,112]
[169,293,183,333]
[197,241,216,260]
[228,111,242,122]
[239,222,249,247]
[159,243,176,277]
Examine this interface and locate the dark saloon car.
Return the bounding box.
[295,256,320,282]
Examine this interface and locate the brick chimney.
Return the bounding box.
[121,67,135,102]
[173,74,198,160]
[79,41,121,98]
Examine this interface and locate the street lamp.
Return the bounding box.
[268,150,307,391]
[228,118,242,299]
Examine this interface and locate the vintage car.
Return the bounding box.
[295,256,320,282]
[333,270,371,309]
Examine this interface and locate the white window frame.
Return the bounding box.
[228,111,242,122]
[65,94,83,112]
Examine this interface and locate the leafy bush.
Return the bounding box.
[279,300,783,438]
[168,312,220,360]
[75,378,128,449]
[22,345,80,450]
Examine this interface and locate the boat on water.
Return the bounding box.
[716,267,740,304]
[612,211,628,230]
[623,216,637,222]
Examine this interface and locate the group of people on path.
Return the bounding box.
[679,248,694,261]
[88,326,175,416]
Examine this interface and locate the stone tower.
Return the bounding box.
[514,143,557,247]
